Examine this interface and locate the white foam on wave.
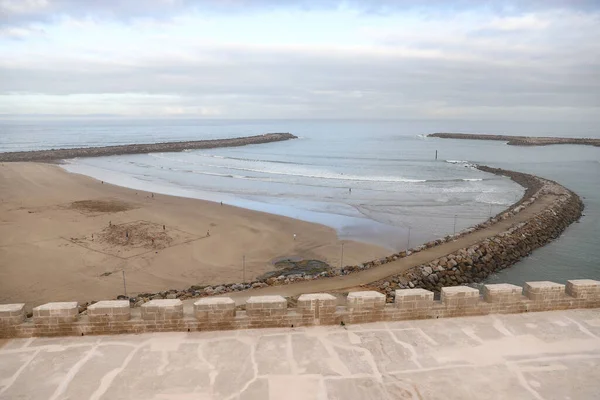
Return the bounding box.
[182,149,226,157]
[219,164,426,183]
[462,178,483,181]
[148,153,191,164]
[475,192,510,205]
[445,159,477,169]
[149,152,426,183]
[198,171,247,179]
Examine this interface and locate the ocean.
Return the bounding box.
[1,118,599,285]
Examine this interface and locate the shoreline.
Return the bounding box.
[0,133,297,162]
[429,132,600,147]
[60,161,408,252]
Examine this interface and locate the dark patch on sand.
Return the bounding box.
[99,221,174,249]
[70,200,136,213]
[259,258,332,279]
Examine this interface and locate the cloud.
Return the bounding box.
[0,1,599,120]
[2,0,599,26]
[487,13,550,31]
[0,25,45,38]
[2,39,598,118]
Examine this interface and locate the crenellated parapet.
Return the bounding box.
[1,279,598,338]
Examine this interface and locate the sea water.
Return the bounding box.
[1,119,598,284]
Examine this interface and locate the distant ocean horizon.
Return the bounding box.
[1,118,599,285]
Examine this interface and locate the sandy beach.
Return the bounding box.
[0,162,388,308]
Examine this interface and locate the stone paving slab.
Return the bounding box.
[0,309,599,399]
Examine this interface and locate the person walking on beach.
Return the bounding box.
[349,188,351,194]
[293,233,296,241]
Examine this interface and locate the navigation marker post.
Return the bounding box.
[453,214,457,235]
[122,270,127,297]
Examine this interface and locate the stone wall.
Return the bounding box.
[1,279,598,338]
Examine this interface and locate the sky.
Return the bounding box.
[1,0,599,120]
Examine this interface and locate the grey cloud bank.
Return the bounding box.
[3,0,599,23]
[1,0,599,120]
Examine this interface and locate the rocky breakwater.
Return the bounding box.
[429,132,600,147]
[0,133,298,162]
[371,167,584,301]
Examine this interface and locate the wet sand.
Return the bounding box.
[0,162,388,308]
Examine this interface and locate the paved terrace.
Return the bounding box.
[1,308,599,400]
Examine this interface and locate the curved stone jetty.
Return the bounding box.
[429,132,600,147]
[0,132,298,162]
[369,166,583,298]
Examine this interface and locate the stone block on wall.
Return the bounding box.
[141,299,183,320]
[0,304,25,326]
[347,291,386,313]
[441,286,480,307]
[394,289,434,309]
[246,296,287,317]
[523,281,565,301]
[33,302,79,324]
[297,293,337,321]
[194,297,235,321]
[87,300,131,322]
[566,279,600,299]
[483,284,523,303]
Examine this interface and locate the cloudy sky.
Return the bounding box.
[1,0,599,120]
